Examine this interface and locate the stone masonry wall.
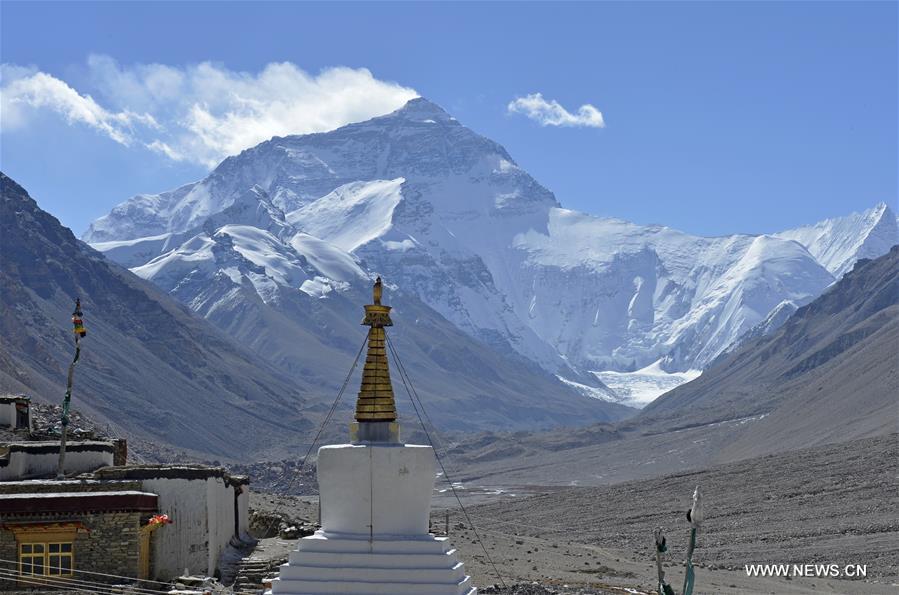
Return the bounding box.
[0,510,142,588]
[0,530,16,588]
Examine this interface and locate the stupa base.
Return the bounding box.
[268,530,476,595]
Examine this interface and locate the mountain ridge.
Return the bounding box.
[0,171,317,459]
[2,172,633,463]
[774,201,897,278]
[443,247,898,489]
[641,245,899,457]
[84,97,896,407]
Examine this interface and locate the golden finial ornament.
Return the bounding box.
[354,277,397,424]
[373,276,383,305]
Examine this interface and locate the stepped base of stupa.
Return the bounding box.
[269,530,475,594]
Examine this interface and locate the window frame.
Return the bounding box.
[18,539,75,578]
[9,525,78,585]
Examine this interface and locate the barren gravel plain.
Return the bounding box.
[252,434,897,595]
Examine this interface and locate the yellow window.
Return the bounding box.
[19,541,74,577]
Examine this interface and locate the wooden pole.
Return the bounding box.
[56,340,80,479]
[57,299,85,480]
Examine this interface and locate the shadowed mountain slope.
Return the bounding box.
[0,172,316,459]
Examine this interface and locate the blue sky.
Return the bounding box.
[1,1,896,237]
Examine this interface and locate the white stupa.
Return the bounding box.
[269,278,476,595]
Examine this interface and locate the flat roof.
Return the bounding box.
[94,464,249,486]
[0,395,30,404]
[0,441,114,452]
[2,440,113,447]
[0,491,158,515]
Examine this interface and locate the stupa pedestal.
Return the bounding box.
[270,442,475,594]
[268,279,475,594]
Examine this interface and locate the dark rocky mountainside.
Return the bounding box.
[0,172,316,459]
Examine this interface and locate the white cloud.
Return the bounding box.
[507,93,605,128]
[1,56,419,167]
[0,68,158,146]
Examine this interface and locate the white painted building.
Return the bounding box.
[92,465,251,580]
[0,441,114,481]
[0,430,251,582]
[0,395,31,432]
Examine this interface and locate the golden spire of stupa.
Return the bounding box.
[354,277,397,423]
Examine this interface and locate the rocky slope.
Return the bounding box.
[0,172,316,460]
[463,434,898,590]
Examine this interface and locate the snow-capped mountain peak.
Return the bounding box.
[86,97,897,408]
[383,96,457,124]
[775,202,897,279]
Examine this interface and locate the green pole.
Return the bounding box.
[682,527,697,595]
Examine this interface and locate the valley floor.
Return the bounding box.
[250,434,897,595]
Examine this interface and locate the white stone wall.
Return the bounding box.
[141,477,207,578]
[318,444,436,536]
[141,475,242,579]
[0,443,113,481]
[206,475,237,574]
[237,483,250,538]
[0,400,30,431]
[0,401,17,428]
